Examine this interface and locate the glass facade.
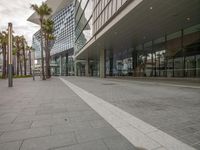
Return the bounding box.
[75,0,129,54]
[105,25,200,78]
[32,30,42,59]
[74,0,129,76]
[32,1,75,76]
[93,0,128,34]
[75,0,93,54]
[33,3,75,58]
[51,3,75,55]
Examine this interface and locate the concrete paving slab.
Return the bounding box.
[0,78,139,150]
[54,140,109,150]
[0,141,22,150]
[62,76,200,149]
[60,77,197,150]
[20,132,77,150]
[0,127,50,143]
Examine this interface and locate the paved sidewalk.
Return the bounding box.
[0,78,138,150]
[63,76,200,149]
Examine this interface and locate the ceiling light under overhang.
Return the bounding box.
[186,17,191,21]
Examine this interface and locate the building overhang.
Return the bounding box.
[75,0,200,60]
[27,0,73,25]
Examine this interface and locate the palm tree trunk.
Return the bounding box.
[2,44,7,78]
[40,21,46,80]
[20,59,22,76]
[45,34,48,78]
[29,50,32,75]
[23,45,26,75]
[45,36,51,79]
[48,50,51,78]
[17,53,20,75]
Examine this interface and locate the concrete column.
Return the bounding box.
[165,34,168,77]
[100,49,105,78]
[109,49,113,76]
[60,55,62,76]
[85,58,89,77]
[181,29,185,77]
[74,61,77,76]
[66,53,68,76]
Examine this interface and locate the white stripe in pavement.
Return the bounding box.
[60,77,196,150]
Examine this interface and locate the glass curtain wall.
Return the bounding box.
[106,24,200,78]
[75,0,93,54]
[93,0,128,34]
[50,3,75,55]
[75,0,129,54]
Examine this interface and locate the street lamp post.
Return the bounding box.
[8,23,13,87]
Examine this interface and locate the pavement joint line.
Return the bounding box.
[106,78,200,89]
[60,77,197,150]
[113,79,200,89]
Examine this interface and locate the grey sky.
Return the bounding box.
[0,0,45,45]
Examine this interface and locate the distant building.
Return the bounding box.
[28,0,75,76]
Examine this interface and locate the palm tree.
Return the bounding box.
[27,46,34,75]
[42,19,55,78]
[14,36,21,76]
[31,3,52,80]
[20,36,27,76]
[0,31,8,78]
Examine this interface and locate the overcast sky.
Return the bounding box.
[0,0,45,45]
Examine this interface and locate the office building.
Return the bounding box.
[75,0,200,78]
[28,0,75,76]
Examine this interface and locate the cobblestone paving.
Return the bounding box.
[64,77,200,149]
[0,78,138,150]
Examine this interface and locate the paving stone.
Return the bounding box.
[20,132,77,150]
[89,119,111,128]
[67,110,94,118]
[192,143,200,149]
[69,113,102,122]
[51,121,92,135]
[0,113,17,125]
[182,126,199,134]
[0,131,4,136]
[0,122,31,132]
[54,140,109,150]
[103,136,136,150]
[103,135,139,150]
[75,127,120,143]
[31,118,69,128]
[181,135,200,145]
[0,127,50,143]
[14,114,52,123]
[36,107,68,115]
[0,141,22,150]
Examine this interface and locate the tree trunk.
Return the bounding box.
[45,36,51,79]
[29,50,32,75]
[23,45,26,76]
[45,35,48,78]
[2,44,7,78]
[19,60,22,76]
[40,22,45,80]
[16,52,20,75]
